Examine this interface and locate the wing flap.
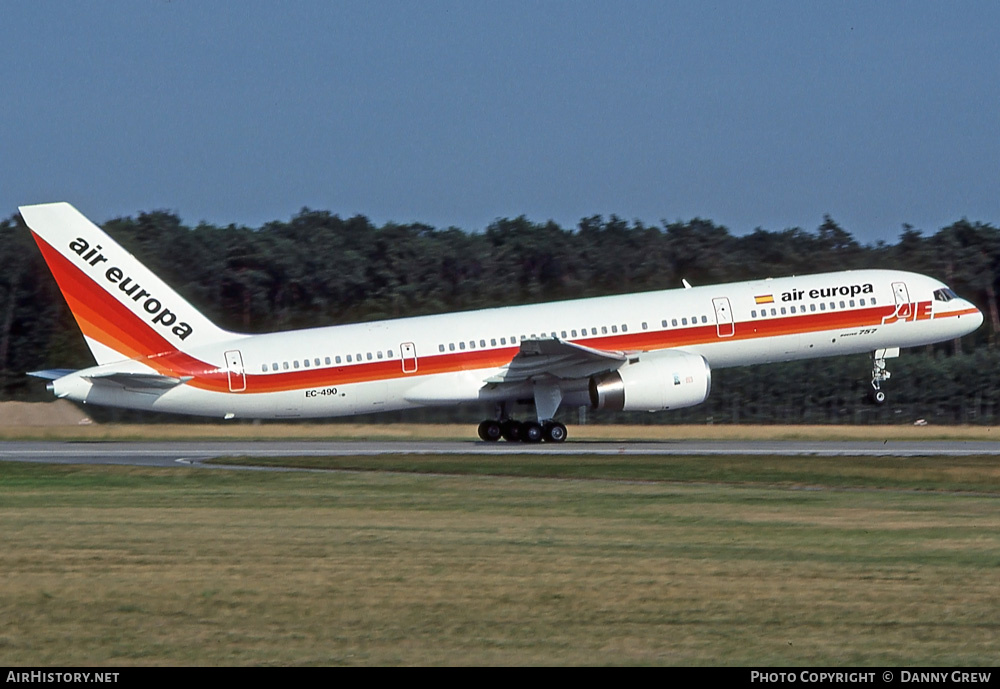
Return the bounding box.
[27,369,78,381]
[486,338,627,383]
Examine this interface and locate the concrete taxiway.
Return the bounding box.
[3,439,1000,469]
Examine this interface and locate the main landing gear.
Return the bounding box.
[477,418,568,443]
[869,348,898,405]
[477,402,568,443]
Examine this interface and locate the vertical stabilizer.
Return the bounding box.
[20,202,232,365]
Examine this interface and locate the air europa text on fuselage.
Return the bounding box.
[781,283,874,302]
[68,237,194,341]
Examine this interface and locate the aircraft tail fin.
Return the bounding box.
[20,202,232,365]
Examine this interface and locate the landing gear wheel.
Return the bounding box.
[870,390,886,405]
[543,422,567,443]
[478,419,502,441]
[500,419,523,442]
[522,421,544,443]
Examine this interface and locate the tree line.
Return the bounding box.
[1,208,997,424]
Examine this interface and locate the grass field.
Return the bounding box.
[2,454,999,665]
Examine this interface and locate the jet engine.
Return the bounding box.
[589,351,712,412]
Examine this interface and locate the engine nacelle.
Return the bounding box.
[589,351,712,412]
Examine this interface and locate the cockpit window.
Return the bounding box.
[933,288,959,302]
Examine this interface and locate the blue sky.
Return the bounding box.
[4,1,999,243]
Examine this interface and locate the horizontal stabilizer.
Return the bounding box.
[486,337,626,383]
[84,371,193,390]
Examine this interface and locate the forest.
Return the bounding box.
[1,208,998,425]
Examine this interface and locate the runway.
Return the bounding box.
[4,439,1000,469]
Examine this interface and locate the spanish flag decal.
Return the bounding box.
[755,294,774,304]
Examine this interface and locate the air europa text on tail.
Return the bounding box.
[68,237,194,341]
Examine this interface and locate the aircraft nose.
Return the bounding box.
[960,302,985,335]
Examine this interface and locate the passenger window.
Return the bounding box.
[439,344,445,352]
[790,306,796,314]
[682,318,688,325]
[449,343,455,351]
[261,364,267,372]
[701,316,707,323]
[346,355,352,362]
[611,325,618,333]
[293,361,300,369]
[324,357,331,365]
[272,363,279,371]
[459,342,466,350]
[377,351,383,359]
[335,356,342,364]
[623,324,628,332]
[751,310,757,318]
[662,319,668,328]
[672,319,678,327]
[303,359,309,368]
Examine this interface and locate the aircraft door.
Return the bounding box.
[892,282,910,305]
[401,342,418,373]
[225,350,246,392]
[712,297,735,338]
[891,281,912,320]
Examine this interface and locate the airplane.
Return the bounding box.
[20,202,983,442]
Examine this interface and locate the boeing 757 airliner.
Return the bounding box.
[20,202,983,442]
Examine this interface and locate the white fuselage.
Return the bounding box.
[52,268,982,419]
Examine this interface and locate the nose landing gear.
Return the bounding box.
[869,347,898,405]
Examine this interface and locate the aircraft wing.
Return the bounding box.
[83,371,193,390]
[485,338,627,383]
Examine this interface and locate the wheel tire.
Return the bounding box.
[543,422,567,443]
[871,390,886,405]
[500,419,523,442]
[522,421,544,443]
[478,420,502,442]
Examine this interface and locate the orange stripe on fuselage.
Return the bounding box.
[240,303,903,393]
